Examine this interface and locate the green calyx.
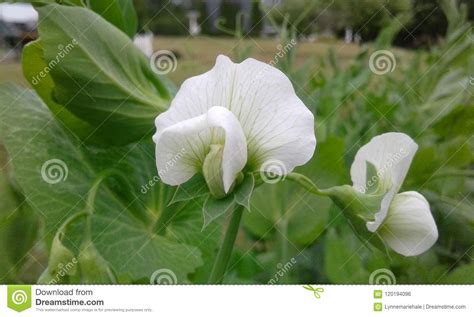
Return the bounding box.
[325,185,385,221]
[325,161,391,224]
[287,164,391,251]
[325,184,387,250]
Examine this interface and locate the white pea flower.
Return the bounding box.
[153,55,316,198]
[350,132,438,256]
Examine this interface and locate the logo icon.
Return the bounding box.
[150,50,177,75]
[369,49,396,75]
[259,159,288,184]
[374,290,383,299]
[374,302,383,312]
[7,285,32,312]
[41,158,68,184]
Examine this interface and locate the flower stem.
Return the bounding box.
[208,204,244,284]
[286,172,330,196]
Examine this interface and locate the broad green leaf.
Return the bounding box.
[22,40,100,142]
[87,0,138,38]
[244,180,331,245]
[36,4,174,145]
[33,0,137,37]
[78,243,116,284]
[202,195,234,230]
[163,196,222,283]
[244,138,345,245]
[0,146,39,283]
[169,174,209,205]
[0,84,207,283]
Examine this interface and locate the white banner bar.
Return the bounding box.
[0,285,472,316]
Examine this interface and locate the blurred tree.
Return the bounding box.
[132,0,472,45]
[260,0,414,40]
[134,0,188,35]
[133,0,262,36]
[395,0,473,48]
[261,0,320,35]
[260,0,473,46]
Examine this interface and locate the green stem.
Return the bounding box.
[286,173,330,196]
[87,169,150,224]
[208,204,244,284]
[58,211,89,234]
[152,194,175,235]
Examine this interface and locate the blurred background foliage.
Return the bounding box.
[132,0,474,47]
[0,0,472,284]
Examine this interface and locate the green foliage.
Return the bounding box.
[0,0,472,285]
[0,84,221,283]
[34,4,174,145]
[0,149,39,283]
[439,264,474,284]
[33,0,138,38]
[87,0,138,38]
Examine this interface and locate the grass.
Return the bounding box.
[0,58,28,87]
[154,36,363,84]
[0,36,364,87]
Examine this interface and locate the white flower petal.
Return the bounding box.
[153,106,247,191]
[379,191,438,256]
[155,54,316,175]
[350,132,418,232]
